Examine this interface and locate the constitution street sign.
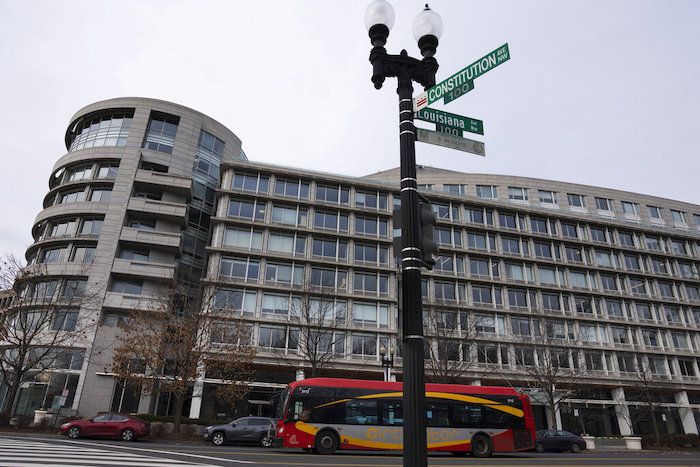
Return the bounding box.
[415,107,484,135]
[416,128,486,156]
[413,43,510,111]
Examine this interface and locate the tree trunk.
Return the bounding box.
[0,381,20,419]
[648,400,661,447]
[173,392,185,434]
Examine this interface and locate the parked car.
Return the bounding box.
[60,413,150,441]
[203,416,276,447]
[535,429,586,453]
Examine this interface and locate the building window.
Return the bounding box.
[647,205,663,221]
[72,246,96,263]
[671,240,687,255]
[59,190,85,204]
[143,112,179,154]
[498,212,517,229]
[432,203,459,221]
[259,326,294,350]
[533,242,552,259]
[312,237,347,261]
[193,130,225,181]
[567,193,586,208]
[68,110,133,151]
[443,184,466,195]
[353,272,388,296]
[508,187,528,202]
[223,227,263,250]
[618,232,635,247]
[595,197,612,211]
[531,218,548,234]
[313,210,347,232]
[355,216,387,237]
[600,275,618,291]
[310,268,347,291]
[651,258,668,274]
[269,233,305,256]
[232,173,269,194]
[670,210,687,225]
[66,165,92,182]
[112,280,143,295]
[630,278,647,296]
[356,191,387,210]
[271,205,308,227]
[265,262,303,286]
[352,334,378,357]
[275,179,309,199]
[417,184,433,191]
[219,257,259,281]
[52,311,79,331]
[658,281,674,298]
[561,223,577,238]
[90,189,112,202]
[624,255,641,271]
[645,236,662,251]
[465,208,487,225]
[316,184,349,204]
[97,163,119,179]
[476,185,497,199]
[354,243,387,265]
[538,190,558,206]
[590,227,607,243]
[621,201,639,217]
[50,219,77,237]
[595,250,613,268]
[227,199,266,221]
[467,232,487,251]
[353,302,389,328]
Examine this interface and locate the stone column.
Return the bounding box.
[612,387,632,436]
[674,391,699,435]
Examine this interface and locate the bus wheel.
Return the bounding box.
[471,434,492,458]
[314,430,339,455]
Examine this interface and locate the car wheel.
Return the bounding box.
[314,430,338,455]
[66,426,81,439]
[120,428,136,441]
[571,443,581,453]
[211,431,226,446]
[471,434,492,458]
[535,442,544,453]
[259,433,273,448]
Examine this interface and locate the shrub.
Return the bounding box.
[13,415,33,429]
[135,414,220,427]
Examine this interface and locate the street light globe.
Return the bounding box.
[364,0,395,31]
[379,345,387,355]
[412,4,443,41]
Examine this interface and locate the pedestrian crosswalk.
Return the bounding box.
[0,436,220,466]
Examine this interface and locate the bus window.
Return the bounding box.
[451,403,484,428]
[426,402,450,427]
[344,400,378,424]
[379,399,403,426]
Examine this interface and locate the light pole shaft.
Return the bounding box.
[397,73,428,467]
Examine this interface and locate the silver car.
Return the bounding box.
[203,416,275,447]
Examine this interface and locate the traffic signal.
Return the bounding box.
[419,201,439,269]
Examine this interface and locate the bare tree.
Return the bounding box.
[274,284,345,378]
[618,357,664,444]
[423,307,481,384]
[506,313,588,430]
[0,255,98,419]
[110,286,256,433]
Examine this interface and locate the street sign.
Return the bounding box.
[413,43,510,111]
[416,128,485,156]
[436,124,462,137]
[415,107,484,135]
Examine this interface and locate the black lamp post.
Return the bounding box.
[364,2,442,466]
[379,344,395,382]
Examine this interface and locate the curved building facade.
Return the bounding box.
[12,98,245,417]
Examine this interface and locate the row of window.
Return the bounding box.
[57,162,119,186]
[53,186,112,205]
[68,111,133,152]
[18,279,87,300]
[439,184,700,231]
[38,217,103,241]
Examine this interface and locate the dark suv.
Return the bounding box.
[203,416,276,447]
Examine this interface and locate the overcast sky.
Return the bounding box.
[1,0,698,258]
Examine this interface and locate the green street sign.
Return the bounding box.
[416,128,486,157]
[415,107,484,135]
[413,43,510,111]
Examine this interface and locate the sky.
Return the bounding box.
[1,0,698,258]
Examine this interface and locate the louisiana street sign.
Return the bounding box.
[415,107,484,135]
[416,128,486,156]
[413,43,510,111]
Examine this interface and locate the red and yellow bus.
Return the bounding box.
[275,378,535,457]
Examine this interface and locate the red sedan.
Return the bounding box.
[60,413,150,441]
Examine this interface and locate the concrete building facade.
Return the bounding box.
[3,98,699,436]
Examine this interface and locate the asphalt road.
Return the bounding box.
[1,434,699,467]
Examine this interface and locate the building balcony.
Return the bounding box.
[126,197,186,224]
[119,227,181,251]
[134,169,192,195]
[111,258,175,281]
[103,291,162,312]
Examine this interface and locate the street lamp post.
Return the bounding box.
[364,2,442,466]
[379,345,395,382]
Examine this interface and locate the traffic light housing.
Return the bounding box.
[419,201,439,269]
[392,201,439,269]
